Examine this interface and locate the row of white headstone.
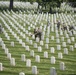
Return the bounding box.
[0,38,16,66]
[0,59,65,75]
[0,57,65,74]
[0,37,65,72]
[19,61,65,75]
[0,11,76,75]
[19,66,38,75]
[0,16,69,55]
[0,11,76,65]
[1,11,76,58]
[2,11,76,41]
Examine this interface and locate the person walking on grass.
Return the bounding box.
[37,28,42,41]
[34,28,38,40]
[54,20,61,30]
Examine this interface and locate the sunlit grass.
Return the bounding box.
[0,11,76,75]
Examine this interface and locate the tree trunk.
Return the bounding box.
[9,0,13,10]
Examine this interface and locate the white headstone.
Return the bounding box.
[67,39,71,44]
[1,41,4,46]
[57,45,61,50]
[74,43,76,48]
[56,33,59,38]
[34,43,37,48]
[36,37,39,42]
[60,30,63,35]
[60,62,65,70]
[28,26,30,30]
[46,38,49,43]
[40,41,43,46]
[51,27,54,32]
[19,72,25,75]
[22,43,26,47]
[26,59,31,67]
[26,37,29,42]
[51,36,54,40]
[58,52,63,59]
[23,34,26,38]
[7,36,10,40]
[11,42,14,47]
[0,38,2,46]
[50,67,57,75]
[7,53,11,59]
[50,47,55,53]
[71,37,74,42]
[14,34,17,38]
[44,51,48,58]
[35,55,40,63]
[61,37,64,41]
[2,44,6,49]
[19,39,22,44]
[29,40,33,45]
[73,30,76,35]
[10,58,15,66]
[5,48,9,54]
[45,44,49,49]
[62,42,66,47]
[66,34,69,38]
[43,31,45,35]
[64,48,68,54]
[41,35,44,40]
[70,45,74,51]
[69,31,72,36]
[16,36,19,41]
[30,50,34,57]
[38,46,42,52]
[32,66,37,75]
[56,39,60,43]
[51,56,56,64]
[0,63,3,71]
[21,54,26,61]
[26,30,28,34]
[20,32,23,36]
[32,34,35,39]
[26,46,29,51]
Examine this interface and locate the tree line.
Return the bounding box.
[9,0,76,11]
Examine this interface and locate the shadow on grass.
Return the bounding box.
[0,71,18,75]
[0,71,34,75]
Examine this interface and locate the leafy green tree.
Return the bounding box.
[9,0,76,11]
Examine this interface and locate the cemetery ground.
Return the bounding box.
[0,10,76,75]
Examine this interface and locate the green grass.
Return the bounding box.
[0,11,76,75]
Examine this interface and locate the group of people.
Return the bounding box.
[55,20,75,34]
[33,27,42,41]
[31,19,75,41]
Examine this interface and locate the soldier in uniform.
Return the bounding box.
[63,23,67,31]
[37,28,42,40]
[33,28,38,40]
[69,25,74,34]
[55,20,61,30]
[57,20,61,30]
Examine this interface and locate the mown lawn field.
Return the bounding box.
[0,10,76,75]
